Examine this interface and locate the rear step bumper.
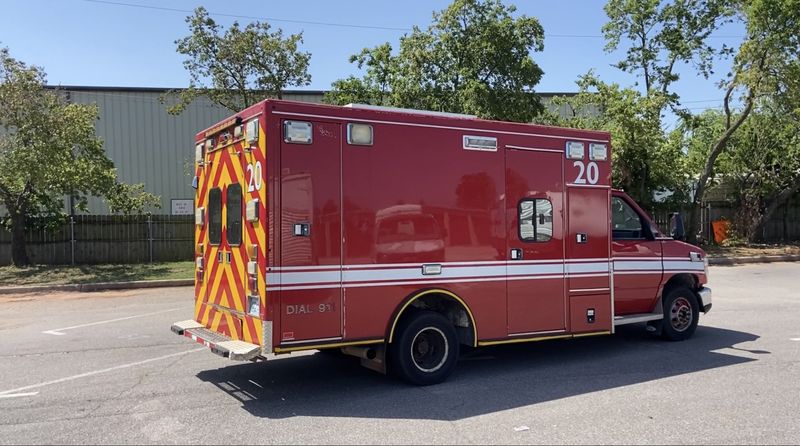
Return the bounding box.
[171,320,261,361]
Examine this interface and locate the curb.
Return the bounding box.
[708,255,800,265]
[0,278,193,295]
[0,255,798,294]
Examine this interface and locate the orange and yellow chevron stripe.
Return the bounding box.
[193,116,268,347]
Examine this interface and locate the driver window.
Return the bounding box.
[612,196,644,239]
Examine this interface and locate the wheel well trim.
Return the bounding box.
[387,288,478,347]
[657,272,699,304]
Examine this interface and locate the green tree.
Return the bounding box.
[599,0,800,243]
[168,7,311,114]
[325,0,545,122]
[603,0,736,104]
[542,0,735,216]
[539,74,688,208]
[685,0,800,242]
[0,47,159,266]
[686,101,800,241]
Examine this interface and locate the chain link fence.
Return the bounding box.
[0,215,194,265]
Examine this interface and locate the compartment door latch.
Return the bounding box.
[293,223,310,237]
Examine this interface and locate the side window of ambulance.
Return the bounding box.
[519,199,553,242]
[208,188,222,245]
[612,196,644,239]
[227,184,243,246]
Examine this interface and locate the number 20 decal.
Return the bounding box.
[246,161,263,192]
[573,160,600,185]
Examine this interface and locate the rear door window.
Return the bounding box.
[226,183,243,246]
[208,188,222,245]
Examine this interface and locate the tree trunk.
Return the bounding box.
[10,210,30,267]
[750,182,800,243]
[783,195,791,241]
[686,90,755,244]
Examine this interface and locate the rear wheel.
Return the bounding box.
[661,286,700,341]
[390,310,459,386]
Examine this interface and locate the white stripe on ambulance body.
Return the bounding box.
[663,260,705,272]
[613,259,662,271]
[265,258,703,291]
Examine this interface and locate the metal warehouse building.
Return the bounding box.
[59,86,326,215]
[2,87,580,264]
[60,86,575,215]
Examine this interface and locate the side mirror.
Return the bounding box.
[669,212,685,241]
[191,176,199,190]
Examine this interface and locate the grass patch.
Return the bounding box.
[704,243,800,258]
[0,261,194,287]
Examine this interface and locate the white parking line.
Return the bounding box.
[0,392,39,399]
[791,338,800,341]
[0,348,204,396]
[42,308,181,336]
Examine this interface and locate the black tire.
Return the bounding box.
[661,286,700,341]
[389,310,459,386]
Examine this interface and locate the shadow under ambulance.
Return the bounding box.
[195,324,761,421]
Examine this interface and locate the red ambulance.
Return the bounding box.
[172,100,712,385]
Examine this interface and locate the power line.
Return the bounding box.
[681,98,724,104]
[80,0,414,32]
[78,0,745,39]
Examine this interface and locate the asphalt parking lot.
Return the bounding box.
[1,263,799,445]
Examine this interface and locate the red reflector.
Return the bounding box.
[249,275,257,291]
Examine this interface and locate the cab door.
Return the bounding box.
[278,120,343,344]
[505,149,566,335]
[611,194,663,315]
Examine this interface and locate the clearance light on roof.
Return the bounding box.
[284,121,312,144]
[566,141,585,160]
[589,143,608,161]
[463,135,498,152]
[347,123,373,146]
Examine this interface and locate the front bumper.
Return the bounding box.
[171,319,261,361]
[697,286,712,313]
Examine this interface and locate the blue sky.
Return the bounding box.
[1,0,744,113]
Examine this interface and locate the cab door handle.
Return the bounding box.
[510,249,523,260]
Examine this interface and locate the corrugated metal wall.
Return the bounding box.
[65,88,324,214]
[63,88,569,215]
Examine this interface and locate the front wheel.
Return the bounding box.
[389,310,459,386]
[661,286,700,341]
